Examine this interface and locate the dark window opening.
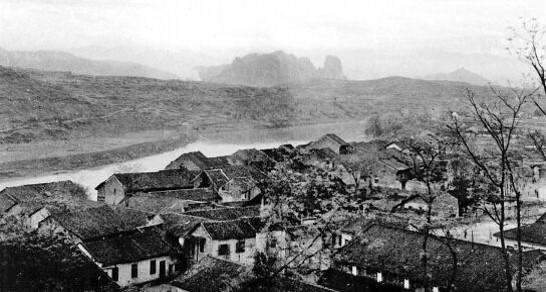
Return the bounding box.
[218,244,230,256]
[269,237,278,249]
[236,239,245,253]
[131,263,138,278]
[111,267,118,281]
[199,238,205,252]
[150,260,156,274]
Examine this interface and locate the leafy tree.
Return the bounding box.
[0,216,116,292]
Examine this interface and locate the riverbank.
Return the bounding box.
[0,119,368,181]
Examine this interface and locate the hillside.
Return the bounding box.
[423,68,490,86]
[0,47,177,79]
[197,51,346,86]
[0,66,496,144]
[0,66,500,177]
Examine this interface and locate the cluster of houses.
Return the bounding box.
[3,133,546,291]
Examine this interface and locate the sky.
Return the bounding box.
[1,0,545,54]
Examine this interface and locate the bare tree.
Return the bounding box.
[450,87,532,292]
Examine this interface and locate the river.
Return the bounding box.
[0,140,306,200]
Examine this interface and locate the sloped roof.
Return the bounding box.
[148,188,220,202]
[0,195,17,213]
[172,256,249,292]
[97,169,197,192]
[184,206,260,221]
[203,169,230,187]
[82,226,175,266]
[230,148,273,163]
[334,224,526,292]
[504,221,546,246]
[173,256,337,292]
[0,180,86,203]
[319,134,348,146]
[160,213,205,238]
[121,189,220,214]
[166,151,231,170]
[379,158,411,171]
[50,205,150,241]
[199,217,264,240]
[165,151,211,170]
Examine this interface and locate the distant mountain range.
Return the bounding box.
[422,68,490,86]
[0,47,178,79]
[196,51,346,86]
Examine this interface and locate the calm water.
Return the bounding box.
[0,140,306,200]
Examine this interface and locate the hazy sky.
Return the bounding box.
[1,0,545,55]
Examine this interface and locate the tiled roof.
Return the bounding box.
[323,133,348,145]
[184,206,261,220]
[334,224,527,292]
[82,226,176,266]
[160,213,205,238]
[98,169,197,192]
[378,158,411,171]
[0,180,87,204]
[203,169,229,187]
[121,189,220,214]
[504,221,546,246]
[173,256,337,292]
[50,205,150,241]
[172,256,248,292]
[148,188,220,202]
[165,151,211,170]
[199,217,264,240]
[166,151,231,170]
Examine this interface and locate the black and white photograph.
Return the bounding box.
[2,0,546,291]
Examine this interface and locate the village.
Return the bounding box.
[3,127,546,292]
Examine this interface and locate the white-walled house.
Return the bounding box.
[95,169,196,205]
[188,218,263,265]
[79,226,178,287]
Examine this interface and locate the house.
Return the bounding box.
[320,224,544,292]
[165,151,230,171]
[193,166,265,203]
[374,159,412,189]
[228,148,276,171]
[95,169,197,205]
[307,134,352,154]
[188,217,265,265]
[79,226,179,287]
[36,205,177,287]
[396,192,459,218]
[501,213,546,251]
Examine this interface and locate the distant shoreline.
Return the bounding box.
[0,119,368,181]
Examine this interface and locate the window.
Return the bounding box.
[236,239,245,253]
[404,279,410,289]
[376,272,383,283]
[268,237,277,249]
[131,263,138,278]
[218,244,230,256]
[432,287,439,292]
[150,260,156,274]
[111,267,118,281]
[351,266,357,276]
[199,238,205,252]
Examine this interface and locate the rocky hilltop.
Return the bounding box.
[197,51,346,86]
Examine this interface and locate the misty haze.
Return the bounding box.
[2,1,546,292]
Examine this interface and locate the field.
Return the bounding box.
[0,66,503,178]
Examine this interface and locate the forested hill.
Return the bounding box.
[0,66,497,144]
